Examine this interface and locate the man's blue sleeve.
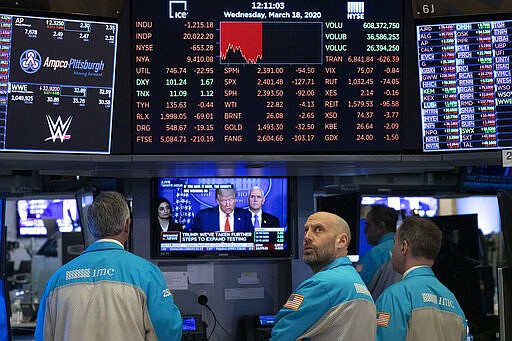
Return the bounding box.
[270,278,329,341]
[146,268,182,341]
[358,250,379,284]
[375,289,409,341]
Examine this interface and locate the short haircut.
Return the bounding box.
[87,191,130,239]
[397,216,442,260]
[249,186,264,195]
[216,187,236,198]
[367,204,398,232]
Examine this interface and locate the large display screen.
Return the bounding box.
[0,12,118,153]
[152,177,290,258]
[132,0,403,154]
[17,197,80,237]
[416,16,512,152]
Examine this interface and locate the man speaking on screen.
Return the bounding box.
[191,187,252,232]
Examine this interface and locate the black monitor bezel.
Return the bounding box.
[151,176,295,259]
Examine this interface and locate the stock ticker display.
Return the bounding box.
[0,13,118,154]
[132,0,403,154]
[417,18,512,152]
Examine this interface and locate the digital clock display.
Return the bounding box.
[251,2,286,10]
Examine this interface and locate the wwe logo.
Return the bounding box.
[45,115,72,142]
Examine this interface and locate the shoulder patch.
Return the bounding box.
[283,293,304,310]
[354,282,371,297]
[376,312,391,327]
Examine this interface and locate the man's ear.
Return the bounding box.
[337,233,349,249]
[378,220,387,231]
[124,217,131,234]
[400,239,408,255]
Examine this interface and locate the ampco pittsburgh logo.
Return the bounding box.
[45,115,72,142]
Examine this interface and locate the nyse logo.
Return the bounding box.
[169,1,188,18]
[347,2,365,19]
[45,115,72,142]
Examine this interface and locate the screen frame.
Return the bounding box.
[0,8,120,155]
[0,197,5,278]
[151,176,294,259]
[76,190,95,248]
[15,193,81,238]
[414,12,512,153]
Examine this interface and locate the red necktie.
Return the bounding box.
[225,214,231,231]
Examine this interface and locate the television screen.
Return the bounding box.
[359,195,438,257]
[0,197,5,277]
[0,196,9,341]
[152,177,290,258]
[132,0,403,154]
[76,191,95,248]
[0,11,118,154]
[361,195,438,217]
[460,166,512,191]
[17,197,80,237]
[0,280,10,341]
[416,15,512,152]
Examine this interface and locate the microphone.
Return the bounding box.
[198,294,208,306]
[198,294,216,339]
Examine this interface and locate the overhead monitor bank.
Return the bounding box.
[132,0,403,154]
[0,11,118,154]
[0,0,511,157]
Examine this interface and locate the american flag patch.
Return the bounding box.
[283,293,304,310]
[376,312,391,327]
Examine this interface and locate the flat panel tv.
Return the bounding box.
[361,195,438,217]
[0,11,118,153]
[76,191,95,248]
[0,196,9,341]
[0,279,10,341]
[132,0,403,154]
[17,196,80,237]
[152,177,291,258]
[0,197,5,277]
[416,15,512,152]
[359,195,438,257]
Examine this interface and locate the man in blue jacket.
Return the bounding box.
[35,191,182,341]
[271,212,375,340]
[357,204,401,299]
[376,216,467,341]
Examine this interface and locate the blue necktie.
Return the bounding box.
[254,215,260,228]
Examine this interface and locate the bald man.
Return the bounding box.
[271,212,376,341]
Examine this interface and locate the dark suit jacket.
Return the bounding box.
[191,207,253,232]
[261,211,280,227]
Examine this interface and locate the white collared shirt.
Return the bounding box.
[402,265,429,279]
[97,238,124,248]
[218,207,234,232]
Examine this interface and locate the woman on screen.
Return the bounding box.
[156,197,182,232]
